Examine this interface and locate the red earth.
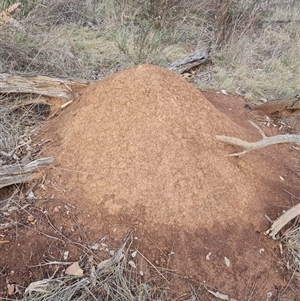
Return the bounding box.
[1,65,300,299]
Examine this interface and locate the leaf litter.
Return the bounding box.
[22,232,175,301]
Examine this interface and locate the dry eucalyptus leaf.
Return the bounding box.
[97,258,111,270]
[90,243,99,250]
[128,260,137,269]
[207,289,237,301]
[65,262,83,276]
[7,284,14,295]
[63,251,69,260]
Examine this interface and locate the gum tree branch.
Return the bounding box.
[216,121,300,157]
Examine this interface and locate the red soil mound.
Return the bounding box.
[38,65,299,297]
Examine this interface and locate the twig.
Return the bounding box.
[29,261,74,267]
[137,250,170,283]
[216,121,300,157]
[283,189,300,201]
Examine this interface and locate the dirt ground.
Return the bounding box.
[1,65,300,299]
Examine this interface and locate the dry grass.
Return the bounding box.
[21,234,160,301]
[18,232,209,301]
[207,1,300,101]
[282,224,300,278]
[0,94,48,167]
[1,0,298,101]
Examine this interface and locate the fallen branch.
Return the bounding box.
[265,203,300,239]
[216,121,300,157]
[0,157,53,188]
[254,94,300,115]
[0,73,87,100]
[168,47,211,74]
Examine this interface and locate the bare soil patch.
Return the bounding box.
[1,65,300,298]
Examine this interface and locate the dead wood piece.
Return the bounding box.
[0,73,87,100]
[216,121,300,157]
[168,47,211,74]
[254,94,300,115]
[0,157,53,188]
[0,172,41,189]
[265,203,300,239]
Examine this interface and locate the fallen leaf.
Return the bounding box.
[90,243,99,250]
[53,206,61,213]
[131,250,137,258]
[65,262,83,276]
[207,289,237,301]
[224,257,230,267]
[63,251,69,260]
[97,258,111,270]
[206,252,212,260]
[128,260,137,269]
[221,89,228,95]
[7,284,14,295]
[28,191,35,199]
[27,215,35,222]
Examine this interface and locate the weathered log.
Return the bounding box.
[265,203,300,239]
[168,47,211,74]
[0,157,53,188]
[254,94,300,115]
[216,121,300,157]
[0,73,87,100]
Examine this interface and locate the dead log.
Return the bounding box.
[265,203,300,239]
[216,121,300,157]
[0,157,53,188]
[254,94,300,115]
[168,47,211,74]
[0,73,87,100]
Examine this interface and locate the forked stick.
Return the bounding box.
[216,121,300,157]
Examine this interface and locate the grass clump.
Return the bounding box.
[0,94,48,166]
[20,234,170,301]
[282,225,300,278]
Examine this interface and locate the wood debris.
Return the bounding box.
[216,121,300,157]
[168,47,211,74]
[0,157,53,188]
[265,203,300,239]
[0,73,87,100]
[254,94,300,115]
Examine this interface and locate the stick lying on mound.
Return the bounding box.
[216,121,300,157]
